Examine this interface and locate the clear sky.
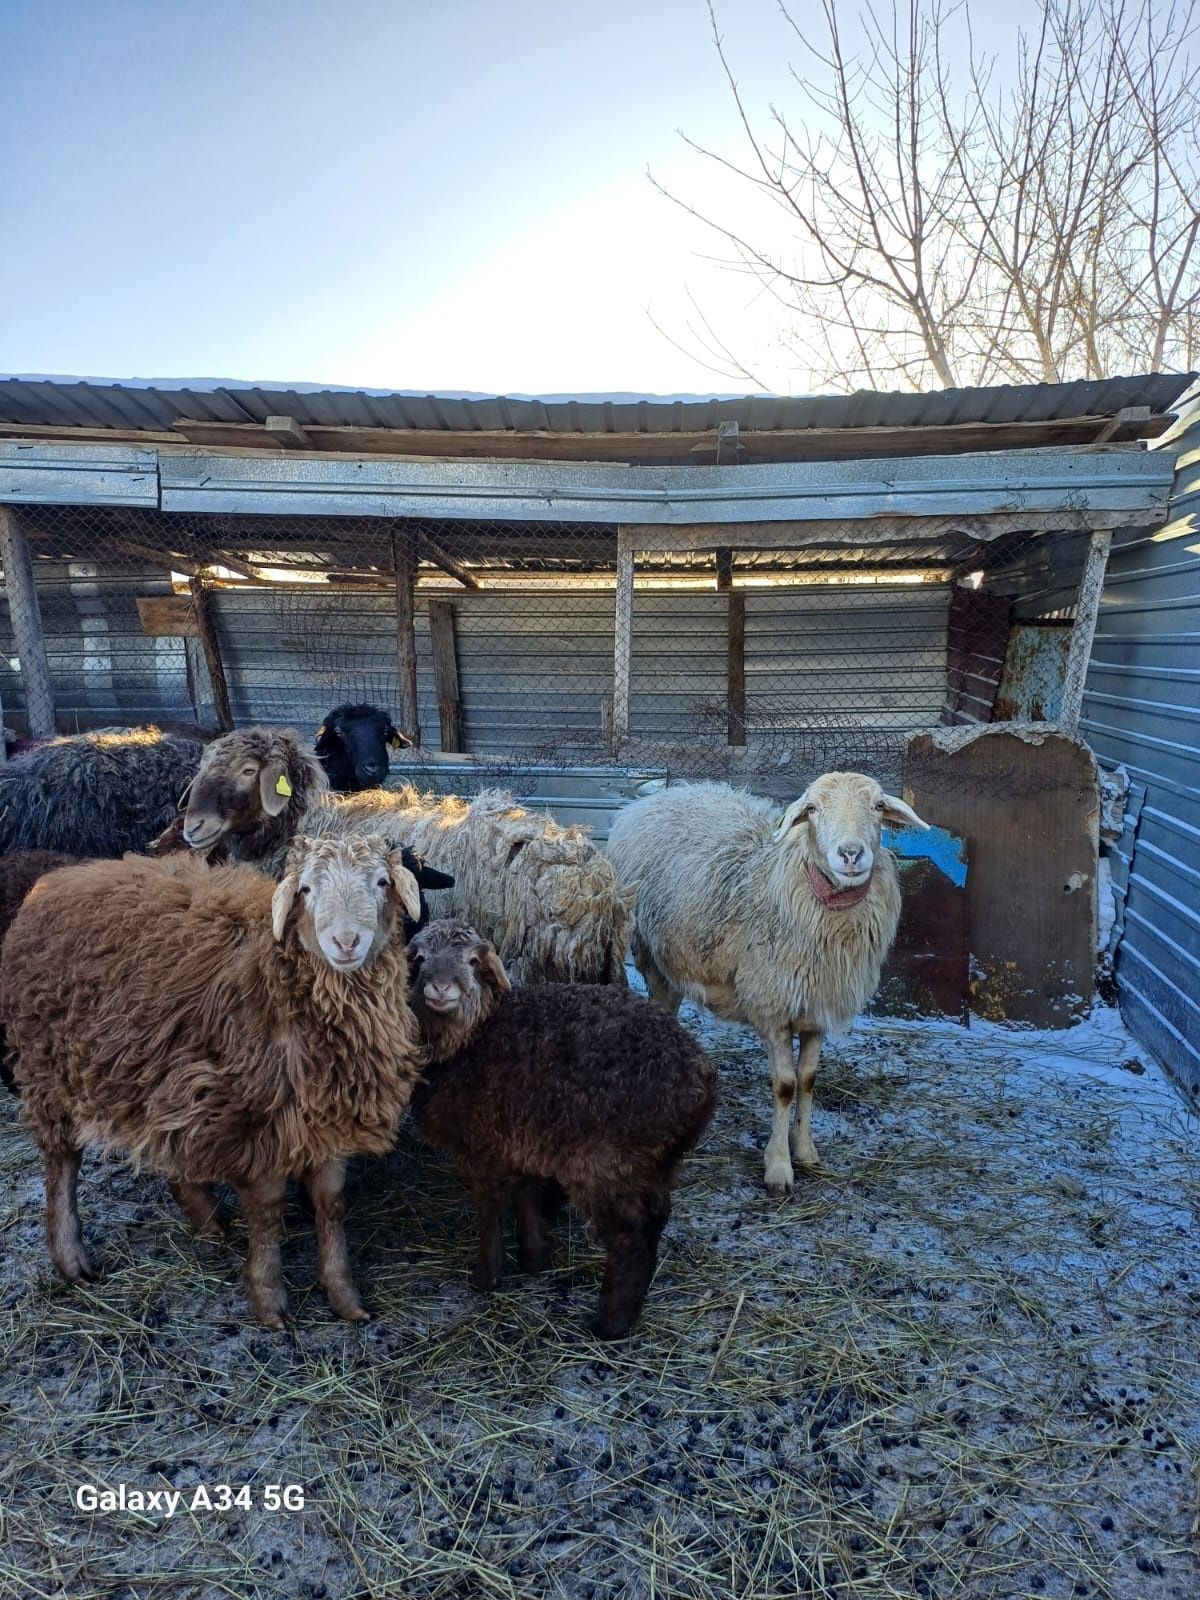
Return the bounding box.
[0,0,1032,397]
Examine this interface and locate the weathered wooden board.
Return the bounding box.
[136,594,201,638]
[874,823,970,1023]
[903,727,1099,1027]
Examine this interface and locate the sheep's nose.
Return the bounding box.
[332,931,362,956]
[361,761,383,778]
[424,981,458,1007]
[838,844,865,868]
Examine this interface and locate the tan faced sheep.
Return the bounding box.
[0,835,425,1328]
[606,773,928,1197]
[182,727,632,986]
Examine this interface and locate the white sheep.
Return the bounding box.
[606,772,928,1196]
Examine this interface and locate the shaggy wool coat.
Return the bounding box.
[0,728,203,858]
[194,729,631,986]
[414,983,717,1198]
[0,850,76,1093]
[607,781,903,1035]
[1,854,424,1183]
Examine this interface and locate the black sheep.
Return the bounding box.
[314,704,410,792]
[0,728,203,858]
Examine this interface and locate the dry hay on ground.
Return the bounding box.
[1,1007,1198,1600]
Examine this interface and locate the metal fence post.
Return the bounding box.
[0,503,57,738]
[611,528,634,753]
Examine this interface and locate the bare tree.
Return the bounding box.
[656,0,1200,390]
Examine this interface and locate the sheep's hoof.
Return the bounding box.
[590,1314,635,1342]
[469,1262,500,1293]
[791,1140,820,1172]
[55,1244,97,1283]
[249,1288,290,1330]
[328,1294,370,1323]
[763,1158,795,1198]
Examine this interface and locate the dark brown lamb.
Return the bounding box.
[408,918,717,1340]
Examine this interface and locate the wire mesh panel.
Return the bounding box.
[0,501,1088,790]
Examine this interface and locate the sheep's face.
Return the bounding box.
[407,918,512,1028]
[184,731,308,849]
[272,835,421,972]
[314,703,408,792]
[774,772,929,889]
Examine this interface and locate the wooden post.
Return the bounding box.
[0,504,57,738]
[715,547,745,745]
[727,592,746,746]
[392,528,421,747]
[187,576,234,731]
[1060,529,1113,733]
[427,598,464,753]
[611,529,634,754]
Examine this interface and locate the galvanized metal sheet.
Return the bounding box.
[1080,401,1200,1094]
[0,443,159,507]
[0,372,1194,437]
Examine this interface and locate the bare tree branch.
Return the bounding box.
[656,0,1200,389]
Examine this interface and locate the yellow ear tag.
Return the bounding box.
[388,734,404,750]
[275,774,293,798]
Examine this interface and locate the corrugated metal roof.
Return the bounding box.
[0,372,1194,436]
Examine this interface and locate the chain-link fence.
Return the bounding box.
[0,503,1093,795]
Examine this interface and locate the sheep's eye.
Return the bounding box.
[469,954,480,967]
[377,877,389,889]
[241,767,257,780]
[874,801,885,811]
[298,884,311,896]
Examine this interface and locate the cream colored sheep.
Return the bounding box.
[606,772,928,1196]
[183,729,632,986]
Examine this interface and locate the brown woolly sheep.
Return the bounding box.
[182,726,628,984]
[407,918,717,1340]
[0,850,76,1093]
[1,835,426,1328]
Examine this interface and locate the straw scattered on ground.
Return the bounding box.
[2,1002,1198,1600]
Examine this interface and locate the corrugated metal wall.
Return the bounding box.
[1082,396,1200,1096]
[0,560,191,726]
[208,582,952,756]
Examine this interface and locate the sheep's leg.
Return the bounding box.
[234,1174,289,1330]
[513,1179,551,1274]
[44,1146,95,1283]
[762,1027,798,1197]
[469,1181,510,1292]
[306,1159,369,1324]
[168,1180,228,1239]
[633,936,682,1015]
[790,1031,824,1171]
[591,1189,671,1341]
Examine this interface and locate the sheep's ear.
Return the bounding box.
[773,792,813,842]
[387,721,410,751]
[880,793,930,831]
[416,863,455,890]
[259,760,294,817]
[478,941,512,994]
[271,874,298,941]
[388,856,422,923]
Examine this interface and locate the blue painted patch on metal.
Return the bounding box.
[884,823,968,886]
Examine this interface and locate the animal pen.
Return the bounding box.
[2,372,1200,1600]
